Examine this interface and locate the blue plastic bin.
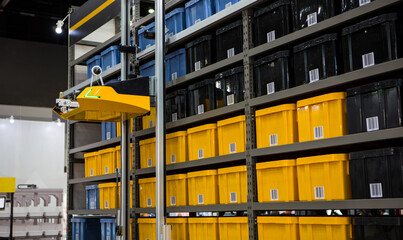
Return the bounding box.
[85,185,99,210]
[166,8,186,38]
[185,0,215,28]
[71,218,101,240]
[139,60,156,77]
[100,219,116,240]
[165,48,187,82]
[86,55,101,79]
[101,46,120,71]
[215,0,239,12]
[138,22,156,51]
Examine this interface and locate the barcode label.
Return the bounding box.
[267,82,275,95]
[170,154,176,164]
[105,201,109,208]
[267,30,276,43]
[198,194,204,204]
[106,132,111,140]
[147,198,152,207]
[197,104,204,114]
[366,116,379,132]
[90,201,95,209]
[146,44,151,49]
[314,186,325,199]
[225,2,232,8]
[147,158,152,167]
[149,120,153,128]
[314,126,324,139]
[309,68,320,83]
[370,183,383,198]
[269,134,278,146]
[229,143,236,153]
[359,0,371,6]
[172,113,178,122]
[105,166,109,174]
[195,18,201,24]
[307,12,318,27]
[90,169,94,176]
[76,233,79,240]
[230,192,237,203]
[198,149,204,159]
[270,189,279,201]
[195,61,201,71]
[171,196,176,206]
[362,52,375,68]
[227,48,235,58]
[107,236,110,240]
[227,94,235,105]
[171,72,178,81]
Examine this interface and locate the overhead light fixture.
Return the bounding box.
[55,20,64,34]
[56,119,62,126]
[9,116,15,124]
[148,8,155,14]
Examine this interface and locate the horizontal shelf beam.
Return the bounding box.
[68,173,119,184]
[69,137,121,154]
[68,209,118,215]
[134,204,248,213]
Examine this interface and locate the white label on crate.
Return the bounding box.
[172,113,178,122]
[230,192,237,203]
[307,12,318,27]
[90,169,94,176]
[198,149,204,159]
[105,201,109,209]
[227,94,235,105]
[149,120,153,128]
[229,143,236,153]
[362,52,375,68]
[370,183,383,198]
[314,186,325,199]
[105,166,109,174]
[270,189,279,201]
[269,134,278,146]
[309,68,320,83]
[147,198,152,207]
[225,2,232,8]
[314,126,324,139]
[366,116,379,132]
[227,48,235,58]
[267,30,276,43]
[147,158,152,167]
[267,82,275,95]
[198,194,204,204]
[76,233,79,240]
[216,80,222,89]
[171,196,176,206]
[198,104,204,114]
[195,18,201,24]
[90,201,95,209]
[107,236,111,240]
[171,72,178,81]
[171,154,176,164]
[195,61,201,71]
[359,0,371,6]
[106,132,111,140]
[146,44,151,49]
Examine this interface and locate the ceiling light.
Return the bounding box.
[148,8,155,14]
[9,116,15,124]
[55,20,63,34]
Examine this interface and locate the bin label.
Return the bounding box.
[195,61,201,71]
[105,166,109,174]
[198,194,204,204]
[107,236,110,240]
[267,30,276,43]
[370,183,383,198]
[149,120,154,128]
[76,233,79,240]
[230,192,237,203]
[270,189,279,201]
[230,143,236,153]
[225,2,232,8]
[147,158,152,167]
[171,154,176,163]
[227,94,235,105]
[172,113,178,122]
[359,0,371,6]
[314,186,325,199]
[90,201,95,209]
[269,134,278,146]
[314,126,324,139]
[90,169,94,176]
[107,132,111,140]
[171,196,176,206]
[307,12,318,27]
[362,52,375,68]
[198,149,204,159]
[105,201,109,208]
[227,48,235,58]
[309,68,320,83]
[267,82,275,95]
[366,116,379,132]
[171,72,178,81]
[197,104,204,114]
[147,198,152,207]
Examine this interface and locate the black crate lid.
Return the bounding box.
[342,13,398,36]
[185,35,213,49]
[350,147,403,160]
[253,0,290,18]
[347,79,402,97]
[215,66,244,80]
[216,20,243,36]
[188,78,215,91]
[166,89,187,99]
[354,217,403,226]
[254,50,290,67]
[293,33,338,53]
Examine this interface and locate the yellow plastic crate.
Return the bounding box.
[187,124,218,161]
[138,218,155,240]
[166,131,188,164]
[84,152,99,177]
[142,107,156,129]
[255,104,298,148]
[299,217,352,240]
[116,118,133,136]
[297,154,351,201]
[98,148,116,175]
[138,218,188,240]
[99,182,118,209]
[256,160,298,202]
[218,217,248,240]
[218,166,247,204]
[139,177,156,208]
[166,174,188,207]
[257,217,299,240]
[217,115,246,156]
[297,92,347,142]
[139,137,156,168]
[115,143,133,170]
[187,170,218,205]
[189,217,218,240]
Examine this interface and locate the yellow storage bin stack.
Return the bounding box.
[217,115,246,155]
[256,160,298,202]
[255,104,298,148]
[142,107,156,129]
[99,182,117,209]
[218,166,247,204]
[299,217,352,240]
[166,131,188,164]
[187,170,218,205]
[138,218,155,240]
[138,218,188,240]
[189,217,218,240]
[139,177,156,208]
[116,118,133,136]
[297,92,347,142]
[139,137,156,168]
[187,124,218,160]
[84,152,99,177]
[257,217,299,240]
[166,174,188,206]
[115,143,133,170]
[218,217,248,240]
[98,148,116,175]
[297,154,351,201]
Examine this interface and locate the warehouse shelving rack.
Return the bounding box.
[65,0,403,239]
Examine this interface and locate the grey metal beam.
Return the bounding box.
[69,136,121,154]
[68,209,118,215]
[68,173,119,184]
[134,203,248,213]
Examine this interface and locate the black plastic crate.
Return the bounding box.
[216,20,243,62]
[293,33,339,86]
[354,217,403,240]
[346,79,402,134]
[185,35,214,73]
[253,0,291,46]
[349,147,403,199]
[341,0,374,13]
[215,66,244,108]
[188,79,222,116]
[166,89,187,122]
[254,50,291,96]
[291,0,336,30]
[342,13,402,72]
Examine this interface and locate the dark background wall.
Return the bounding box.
[0,37,67,107]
